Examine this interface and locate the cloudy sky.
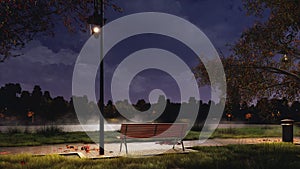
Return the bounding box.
[0,0,258,103]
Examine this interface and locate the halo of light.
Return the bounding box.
[92,26,101,34]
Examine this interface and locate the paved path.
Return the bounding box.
[1,137,299,158]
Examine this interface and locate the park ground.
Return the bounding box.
[1,125,300,168]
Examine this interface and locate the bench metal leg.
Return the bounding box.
[120,140,123,152]
[120,138,128,154]
[172,138,177,149]
[125,139,128,154]
[172,140,185,151]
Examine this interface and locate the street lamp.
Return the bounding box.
[87,0,105,155]
[88,10,106,34]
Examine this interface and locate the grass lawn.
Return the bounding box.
[1,126,299,147]
[184,125,300,140]
[1,144,300,169]
[0,131,120,147]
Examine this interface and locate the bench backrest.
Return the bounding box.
[120,123,188,139]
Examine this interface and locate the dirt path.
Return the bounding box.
[0,137,299,158]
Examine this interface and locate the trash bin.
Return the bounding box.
[281,119,294,142]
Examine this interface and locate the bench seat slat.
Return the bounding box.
[120,123,187,138]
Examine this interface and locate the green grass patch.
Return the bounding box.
[210,126,284,138]
[184,126,296,140]
[1,144,300,169]
[0,132,94,147]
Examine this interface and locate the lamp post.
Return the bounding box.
[87,0,105,155]
[99,0,105,155]
[99,0,104,155]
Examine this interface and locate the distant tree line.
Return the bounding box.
[0,83,299,126]
[0,83,74,125]
[226,98,300,123]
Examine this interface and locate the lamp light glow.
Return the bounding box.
[282,54,289,62]
[92,26,101,34]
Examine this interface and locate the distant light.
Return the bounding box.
[92,26,101,34]
[282,54,289,62]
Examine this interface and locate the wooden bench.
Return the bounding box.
[119,123,188,154]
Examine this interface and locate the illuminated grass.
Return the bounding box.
[1,144,300,169]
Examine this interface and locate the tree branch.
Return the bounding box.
[229,64,300,83]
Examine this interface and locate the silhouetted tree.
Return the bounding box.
[0,83,21,117]
[31,85,42,113]
[104,100,117,118]
[46,96,68,123]
[291,101,300,121]
[134,99,150,112]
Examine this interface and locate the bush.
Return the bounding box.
[24,127,32,134]
[6,127,22,134]
[36,126,64,136]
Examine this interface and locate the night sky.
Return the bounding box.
[0,0,258,103]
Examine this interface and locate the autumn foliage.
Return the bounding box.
[195,0,300,102]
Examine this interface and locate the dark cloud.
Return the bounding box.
[0,0,256,103]
[0,41,75,98]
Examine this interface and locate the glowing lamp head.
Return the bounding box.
[87,11,106,35]
[283,54,288,62]
[92,26,101,34]
[281,54,289,63]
